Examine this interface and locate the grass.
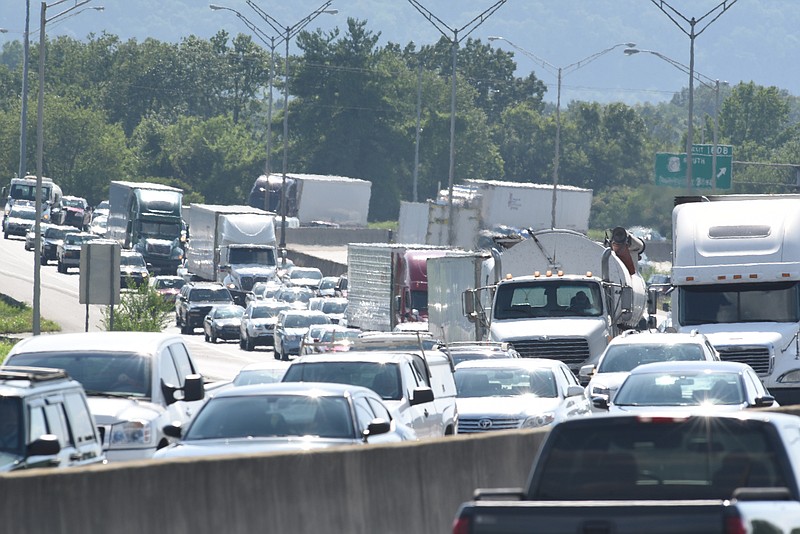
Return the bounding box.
[0,295,60,335]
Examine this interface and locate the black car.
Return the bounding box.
[203,304,245,343]
[120,251,149,289]
[40,224,76,265]
[176,282,235,335]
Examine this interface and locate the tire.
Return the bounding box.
[3,232,8,239]
[180,321,191,335]
[41,256,47,266]
[210,329,217,344]
[239,336,246,350]
[57,261,66,273]
[245,335,254,352]
[204,331,210,342]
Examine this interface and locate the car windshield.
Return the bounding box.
[290,269,322,280]
[191,288,231,302]
[0,397,23,457]
[63,199,85,208]
[283,315,330,328]
[64,234,95,245]
[319,278,337,290]
[121,255,146,267]
[214,306,244,319]
[251,306,288,319]
[232,368,287,386]
[45,227,69,240]
[6,351,152,398]
[11,209,36,220]
[279,290,313,303]
[155,278,185,290]
[597,343,706,373]
[614,372,745,406]
[184,394,354,440]
[283,362,402,401]
[456,367,557,398]
[321,301,347,314]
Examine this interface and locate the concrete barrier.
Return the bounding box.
[0,429,548,534]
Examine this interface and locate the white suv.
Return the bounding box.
[579,330,720,406]
[4,332,206,461]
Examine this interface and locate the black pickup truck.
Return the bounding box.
[453,412,800,534]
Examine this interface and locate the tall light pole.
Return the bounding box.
[488,37,634,229]
[407,0,507,246]
[650,0,737,191]
[624,47,727,191]
[19,1,31,181]
[246,1,337,266]
[210,4,283,182]
[33,0,103,335]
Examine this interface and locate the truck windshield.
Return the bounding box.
[9,183,51,202]
[228,248,276,265]
[679,282,800,325]
[494,281,603,320]
[531,416,791,501]
[139,221,180,239]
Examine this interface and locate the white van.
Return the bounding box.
[282,349,458,438]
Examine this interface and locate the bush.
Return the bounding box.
[101,279,173,331]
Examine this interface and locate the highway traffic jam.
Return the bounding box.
[3,176,800,532]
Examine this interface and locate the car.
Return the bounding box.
[24,222,47,251]
[59,195,90,229]
[88,214,108,237]
[39,224,73,265]
[282,349,458,439]
[92,200,109,220]
[274,286,315,310]
[175,282,235,334]
[244,280,283,307]
[239,300,292,352]
[203,304,245,343]
[3,203,37,239]
[646,272,672,294]
[56,231,101,273]
[441,341,521,366]
[273,309,332,361]
[594,360,779,413]
[120,250,150,288]
[149,275,186,303]
[300,324,362,354]
[579,330,721,402]
[317,276,340,297]
[231,362,289,386]
[283,266,324,290]
[454,358,590,433]
[3,332,206,461]
[153,382,416,460]
[307,296,348,324]
[0,366,105,472]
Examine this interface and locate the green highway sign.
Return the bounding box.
[654,144,733,189]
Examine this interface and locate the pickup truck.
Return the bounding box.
[453,412,800,534]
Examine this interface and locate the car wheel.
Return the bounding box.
[204,330,210,342]
[180,322,191,335]
[245,335,254,352]
[3,231,7,239]
[239,336,245,350]
[57,261,66,273]
[210,329,217,344]
[41,255,47,266]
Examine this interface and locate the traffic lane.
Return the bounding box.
[0,232,106,332]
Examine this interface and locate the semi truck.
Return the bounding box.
[398,179,593,249]
[460,227,647,372]
[106,181,184,275]
[670,194,800,405]
[247,173,371,227]
[2,175,63,227]
[345,244,451,332]
[185,204,277,305]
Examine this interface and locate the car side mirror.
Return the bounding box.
[182,374,205,402]
[27,434,61,457]
[409,386,434,406]
[566,385,585,398]
[578,364,596,379]
[754,395,775,408]
[591,395,610,411]
[162,422,183,439]
[363,418,391,441]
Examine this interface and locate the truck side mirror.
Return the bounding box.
[27,434,61,457]
[182,374,205,402]
[647,287,659,315]
[463,289,476,322]
[409,387,435,406]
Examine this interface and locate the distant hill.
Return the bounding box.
[1,0,797,104]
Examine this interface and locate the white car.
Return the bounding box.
[595,360,778,413]
[454,358,590,433]
[308,296,348,324]
[154,382,416,459]
[580,330,720,406]
[3,332,206,461]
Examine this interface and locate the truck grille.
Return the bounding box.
[458,417,522,433]
[511,337,591,367]
[146,242,171,256]
[239,276,255,291]
[716,345,772,375]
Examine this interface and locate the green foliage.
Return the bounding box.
[590,185,675,239]
[100,281,173,332]
[0,296,60,334]
[0,339,15,364]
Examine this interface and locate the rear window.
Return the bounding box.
[531,417,792,501]
[283,361,402,401]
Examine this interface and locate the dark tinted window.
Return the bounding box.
[283,362,402,401]
[0,397,23,455]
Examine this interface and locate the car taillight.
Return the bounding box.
[724,514,746,534]
[452,516,471,534]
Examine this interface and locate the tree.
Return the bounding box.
[720,82,790,151]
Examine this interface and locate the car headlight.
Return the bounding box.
[778,370,800,383]
[109,420,154,448]
[522,412,555,428]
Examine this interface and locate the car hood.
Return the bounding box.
[456,395,561,418]
[154,436,356,458]
[214,318,241,327]
[490,316,606,342]
[248,318,276,327]
[86,396,164,425]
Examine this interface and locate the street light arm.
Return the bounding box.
[45,0,91,24]
[455,0,507,43]
[210,4,283,50]
[247,0,335,41]
[562,42,634,76]
[406,0,456,39]
[46,6,103,32]
[489,37,558,78]
[625,48,716,90]
[650,0,738,38]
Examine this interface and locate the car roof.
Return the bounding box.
[120,250,144,257]
[7,332,185,357]
[291,351,415,365]
[0,367,82,398]
[189,282,225,288]
[279,309,327,317]
[212,381,375,399]
[628,360,754,375]
[454,358,564,370]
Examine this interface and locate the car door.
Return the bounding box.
[40,396,81,467]
[399,361,436,439]
[167,342,204,421]
[352,395,399,445]
[557,363,591,418]
[62,390,104,465]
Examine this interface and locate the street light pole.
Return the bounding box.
[19,0,31,181]
[649,0,738,191]
[488,37,634,229]
[624,47,727,191]
[406,0,508,246]
[246,0,337,266]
